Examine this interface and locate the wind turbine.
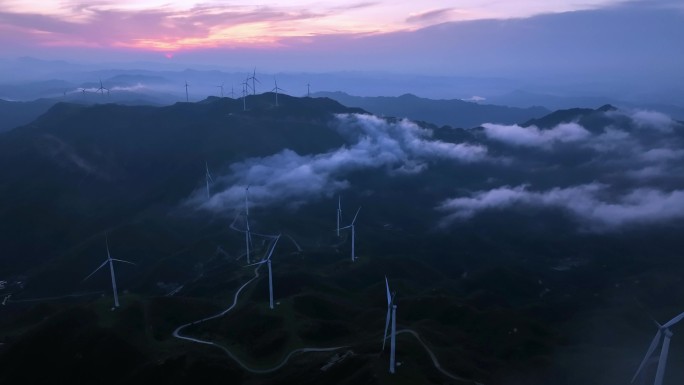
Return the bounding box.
[241,79,251,111]
[230,85,235,98]
[96,79,108,96]
[307,83,311,97]
[216,83,224,97]
[382,276,398,374]
[184,80,189,102]
[246,235,281,309]
[336,196,342,237]
[248,68,260,95]
[632,311,684,385]
[272,78,285,107]
[340,207,361,262]
[205,161,214,198]
[83,237,135,310]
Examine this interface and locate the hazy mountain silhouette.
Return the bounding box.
[0,94,361,274]
[0,98,56,132]
[314,91,549,128]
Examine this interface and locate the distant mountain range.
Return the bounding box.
[0,91,551,133]
[489,90,684,120]
[313,92,549,128]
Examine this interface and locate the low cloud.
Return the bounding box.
[628,110,677,132]
[193,114,487,212]
[438,183,684,230]
[480,122,591,149]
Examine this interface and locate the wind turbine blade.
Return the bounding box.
[110,258,136,265]
[631,330,663,383]
[339,225,352,230]
[265,235,281,261]
[106,236,112,259]
[385,276,392,305]
[351,207,361,225]
[663,311,684,328]
[382,306,391,351]
[83,260,108,281]
[654,330,673,385]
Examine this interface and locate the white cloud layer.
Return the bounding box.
[438,183,684,230]
[193,113,487,212]
[480,122,591,148]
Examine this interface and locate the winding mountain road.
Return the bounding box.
[396,329,483,384]
[173,257,480,382]
[172,263,348,374]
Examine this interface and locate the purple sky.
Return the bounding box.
[0,0,682,85]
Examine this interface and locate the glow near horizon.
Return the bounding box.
[1,0,623,52]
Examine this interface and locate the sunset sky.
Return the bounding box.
[0,0,682,82]
[1,0,624,51]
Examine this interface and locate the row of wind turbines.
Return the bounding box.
[184,68,310,108]
[223,181,398,372]
[81,164,684,380]
[204,166,684,380]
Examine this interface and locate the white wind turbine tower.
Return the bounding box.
[336,196,342,237]
[340,207,361,262]
[205,161,214,198]
[83,237,135,310]
[632,311,684,385]
[241,80,250,111]
[96,79,109,96]
[382,276,398,374]
[246,235,281,309]
[272,78,285,107]
[216,83,224,97]
[184,80,189,102]
[248,68,260,95]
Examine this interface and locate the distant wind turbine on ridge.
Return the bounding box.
[307,83,311,97]
[340,207,361,262]
[248,68,260,95]
[83,237,135,310]
[246,234,281,309]
[205,161,214,198]
[383,276,398,374]
[96,79,109,96]
[272,78,285,107]
[184,80,189,102]
[632,311,684,385]
[241,79,251,111]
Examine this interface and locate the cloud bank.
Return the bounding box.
[439,108,684,230]
[438,184,684,230]
[193,113,487,212]
[480,122,590,148]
